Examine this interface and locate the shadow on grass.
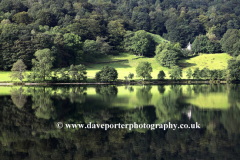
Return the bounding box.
[178,61,197,68]
[86,61,132,70]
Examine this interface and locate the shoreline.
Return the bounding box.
[0,80,238,86]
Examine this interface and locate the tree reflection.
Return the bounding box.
[128,86,134,93]
[68,86,87,104]
[136,85,152,106]
[10,86,27,109]
[1,85,240,159]
[221,106,240,135]
[155,86,183,123]
[158,85,165,94]
[96,85,118,102]
[28,87,56,120]
[228,84,240,106]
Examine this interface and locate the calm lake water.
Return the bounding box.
[1,84,240,159]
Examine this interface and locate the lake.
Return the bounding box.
[0,84,240,159]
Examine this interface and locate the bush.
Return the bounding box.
[95,66,118,82]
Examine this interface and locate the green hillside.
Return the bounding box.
[0,53,232,82]
[86,53,232,79]
[179,53,232,70]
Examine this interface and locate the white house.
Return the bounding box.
[186,42,192,51]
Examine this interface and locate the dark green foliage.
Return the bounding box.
[155,49,178,68]
[107,20,126,50]
[158,85,165,94]
[96,85,118,102]
[192,35,218,53]
[131,11,150,31]
[157,70,166,80]
[227,59,240,80]
[0,0,239,76]
[181,50,193,57]
[63,33,83,65]
[31,48,55,81]
[155,42,171,53]
[124,30,156,57]
[209,70,220,80]
[221,29,240,56]
[37,11,57,27]
[66,17,106,41]
[95,66,118,82]
[83,39,99,62]
[232,40,240,57]
[12,12,32,25]
[69,64,87,82]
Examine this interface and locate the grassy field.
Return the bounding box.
[0,53,233,82]
[0,71,30,82]
[86,53,232,79]
[86,55,171,79]
[179,53,232,70]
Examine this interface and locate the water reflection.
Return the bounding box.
[136,86,152,107]
[10,86,27,109]
[0,84,240,159]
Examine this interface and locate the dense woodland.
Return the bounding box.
[0,0,240,80]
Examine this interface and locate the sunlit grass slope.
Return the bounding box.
[148,32,169,43]
[86,53,232,79]
[86,55,171,79]
[179,53,232,71]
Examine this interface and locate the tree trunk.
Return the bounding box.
[44,70,45,81]
[20,73,22,83]
[20,68,22,82]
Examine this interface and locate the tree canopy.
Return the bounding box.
[10,59,27,82]
[31,48,55,81]
[95,66,118,82]
[136,61,153,81]
[155,49,178,68]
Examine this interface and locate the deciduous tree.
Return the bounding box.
[32,48,55,81]
[158,70,166,80]
[192,67,201,79]
[169,66,182,80]
[69,64,87,82]
[136,62,152,81]
[186,68,192,79]
[10,59,27,82]
[124,30,156,57]
[155,49,178,68]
